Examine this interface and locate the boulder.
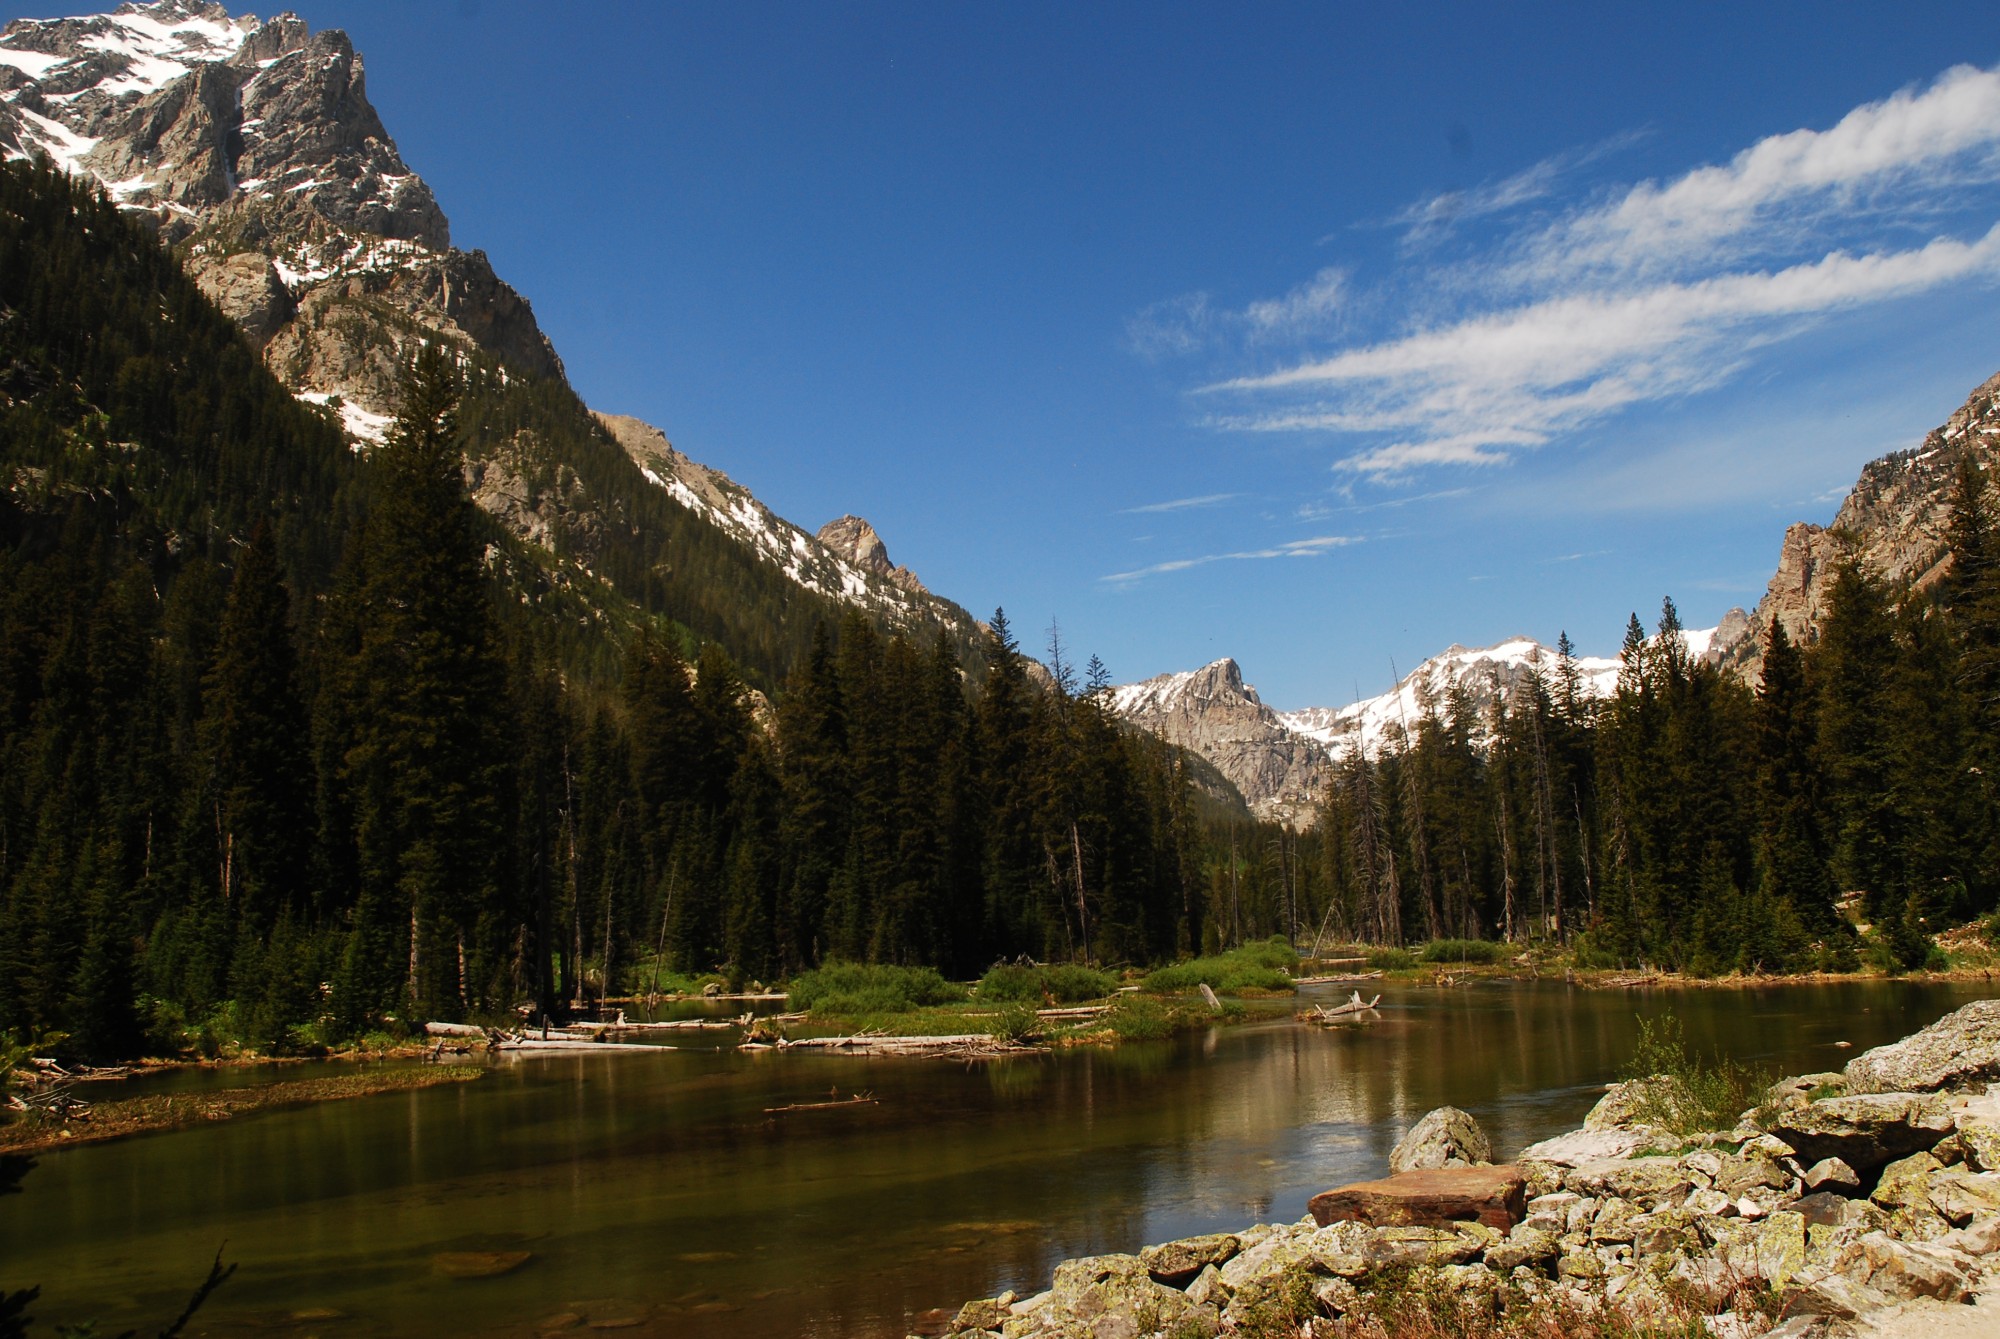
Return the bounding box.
[1923,1167,2000,1227]
[1388,1106,1492,1173]
[1584,1077,1673,1130]
[1047,1254,1219,1337]
[1871,1151,1944,1212]
[1138,1233,1238,1285]
[1843,999,2000,1095]
[1515,1127,1654,1166]
[1767,1093,1955,1172]
[1308,1165,1527,1232]
[1561,1157,1692,1207]
[1362,1225,1489,1270]
[1801,1158,1861,1195]
[1956,1091,2000,1172]
[1484,1224,1559,1271]
[1783,1192,1852,1228]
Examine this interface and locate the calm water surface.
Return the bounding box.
[8,978,1997,1337]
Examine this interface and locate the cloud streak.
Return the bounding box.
[1182,64,2000,478]
[1101,534,1359,584]
[1121,492,1240,514]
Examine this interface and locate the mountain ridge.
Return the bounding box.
[0,0,990,684]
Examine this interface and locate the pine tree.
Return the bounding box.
[335,344,510,1025]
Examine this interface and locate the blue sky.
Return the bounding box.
[35,1,2000,707]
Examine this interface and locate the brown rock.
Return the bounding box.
[1307,1164,1527,1231]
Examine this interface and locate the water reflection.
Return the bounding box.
[4,978,1993,1337]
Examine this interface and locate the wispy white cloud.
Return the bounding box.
[1175,64,2000,478]
[1126,268,1351,359]
[1101,534,1359,584]
[1389,131,1649,249]
[1121,492,1240,514]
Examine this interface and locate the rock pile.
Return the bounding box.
[928,1000,2000,1338]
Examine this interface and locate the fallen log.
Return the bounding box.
[492,1034,677,1053]
[764,1093,878,1114]
[767,1033,1027,1057]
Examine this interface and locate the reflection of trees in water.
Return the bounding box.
[13,982,1983,1339]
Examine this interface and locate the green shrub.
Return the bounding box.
[1620,1012,1769,1137]
[1141,940,1299,994]
[1365,947,1416,970]
[978,962,1120,1003]
[1107,997,1173,1041]
[1417,938,1509,965]
[787,962,966,1015]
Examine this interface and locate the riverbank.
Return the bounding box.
[927,999,2000,1338]
[0,1063,482,1156]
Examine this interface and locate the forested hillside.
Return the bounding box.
[1203,531,2000,975]
[0,161,1216,1060]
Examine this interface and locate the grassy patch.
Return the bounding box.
[1143,939,1299,994]
[977,963,1119,1003]
[1619,1012,1769,1138]
[0,1066,481,1155]
[1365,947,1417,970]
[787,963,966,1014]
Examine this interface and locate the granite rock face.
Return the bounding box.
[1106,658,1329,825]
[816,514,928,595]
[1716,370,2000,680]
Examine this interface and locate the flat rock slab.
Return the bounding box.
[1308,1165,1527,1231]
[433,1250,533,1279]
[1844,1000,2000,1095]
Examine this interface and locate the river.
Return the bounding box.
[6,977,1995,1337]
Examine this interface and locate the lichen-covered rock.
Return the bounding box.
[1216,1232,1313,1293]
[951,1294,1014,1332]
[1561,1157,1691,1207]
[1138,1233,1238,1285]
[1515,1127,1653,1166]
[1484,1225,1559,1271]
[1388,1106,1492,1173]
[1871,1151,1944,1212]
[1801,1157,1860,1195]
[1923,1166,2000,1227]
[1584,1077,1673,1130]
[1362,1225,1487,1270]
[1045,1255,1219,1338]
[1306,1221,1377,1279]
[1714,1152,1791,1197]
[1711,1210,1809,1288]
[1843,1000,2000,1095]
[1767,1093,1955,1172]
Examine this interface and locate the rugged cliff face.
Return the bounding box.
[0,1,989,678]
[1109,659,1331,826]
[0,1,556,428]
[816,514,928,596]
[1715,369,2000,678]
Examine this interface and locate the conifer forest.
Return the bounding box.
[2,155,1998,1067]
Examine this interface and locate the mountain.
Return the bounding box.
[1715,368,2000,678]
[1108,659,1329,826]
[1110,633,1713,824]
[1276,637,1626,757]
[0,0,987,685]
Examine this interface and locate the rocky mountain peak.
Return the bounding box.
[816,514,927,595]
[1110,658,1321,825]
[1715,367,2000,678]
